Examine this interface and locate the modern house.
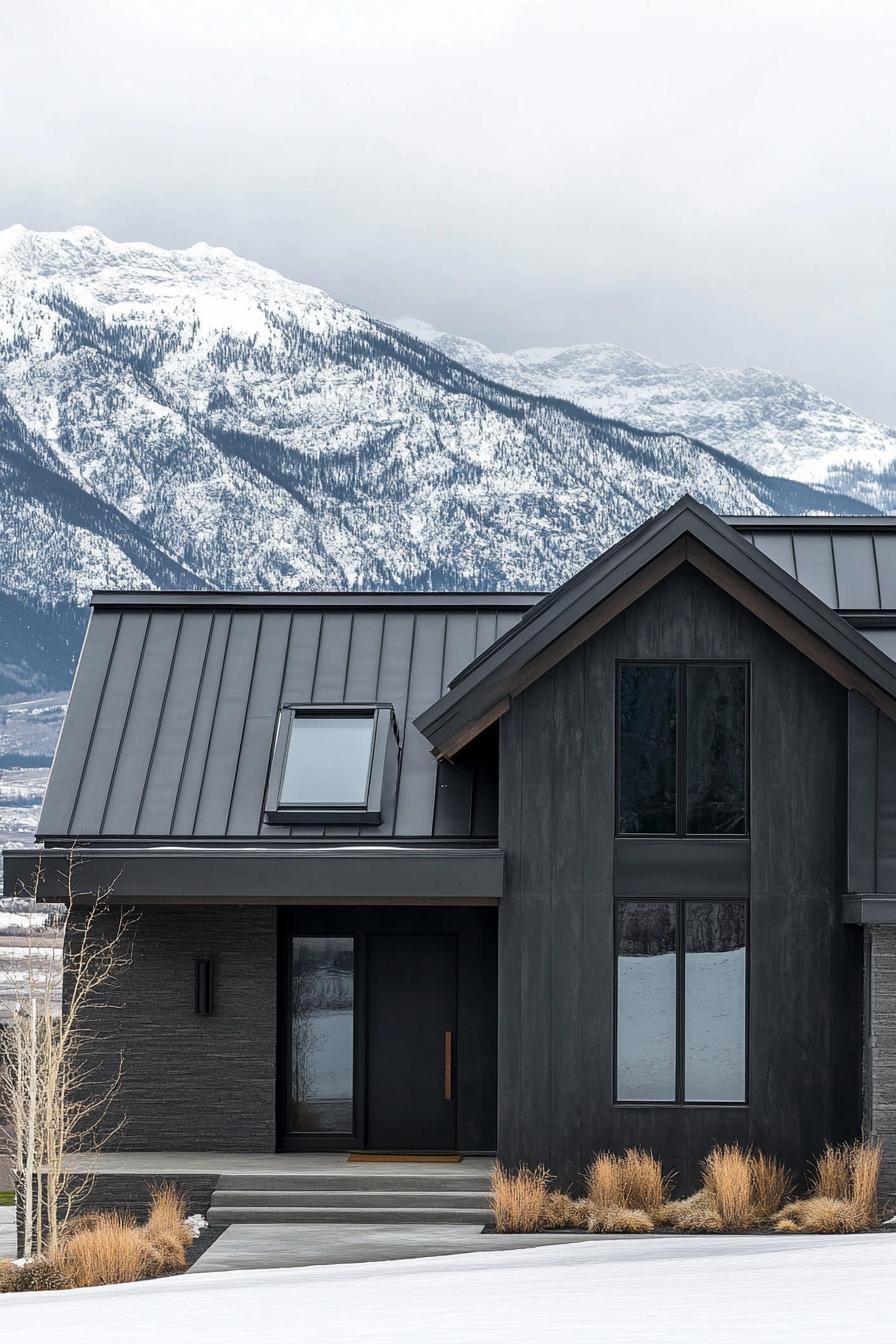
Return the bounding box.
[8,496,896,1197]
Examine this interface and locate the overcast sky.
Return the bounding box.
[4,0,895,421]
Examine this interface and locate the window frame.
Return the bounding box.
[615,659,750,839]
[613,897,750,1108]
[264,702,398,825]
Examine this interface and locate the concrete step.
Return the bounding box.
[207,1205,492,1226]
[210,1189,489,1209]
[218,1172,491,1193]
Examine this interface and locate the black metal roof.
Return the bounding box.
[37,597,526,843]
[37,504,896,845]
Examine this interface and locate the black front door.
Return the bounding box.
[366,933,457,1151]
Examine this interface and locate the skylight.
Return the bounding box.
[280,712,375,808]
[265,704,399,826]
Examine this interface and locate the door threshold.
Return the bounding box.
[347,1152,463,1163]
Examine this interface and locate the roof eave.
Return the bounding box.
[415,497,896,759]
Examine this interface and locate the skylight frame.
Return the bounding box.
[264,702,398,825]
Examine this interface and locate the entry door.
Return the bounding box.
[366,933,457,1151]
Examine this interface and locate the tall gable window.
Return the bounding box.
[265,704,398,825]
[617,662,747,836]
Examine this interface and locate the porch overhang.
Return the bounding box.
[3,845,504,906]
[843,895,896,925]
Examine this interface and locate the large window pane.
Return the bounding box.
[290,936,354,1132]
[281,713,374,807]
[684,902,746,1102]
[618,665,678,834]
[616,901,677,1101]
[686,665,746,834]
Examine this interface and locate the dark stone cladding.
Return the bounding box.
[867,926,896,1198]
[68,905,277,1152]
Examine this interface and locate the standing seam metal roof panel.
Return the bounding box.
[38,599,527,842]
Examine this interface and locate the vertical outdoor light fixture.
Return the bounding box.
[195,957,214,1015]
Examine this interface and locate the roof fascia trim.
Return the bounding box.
[3,846,504,905]
[415,498,896,758]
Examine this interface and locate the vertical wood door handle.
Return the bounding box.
[443,1030,453,1100]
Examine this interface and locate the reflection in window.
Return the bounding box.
[291,936,354,1133]
[686,665,747,835]
[684,902,747,1102]
[615,899,748,1104]
[280,713,374,807]
[618,665,678,834]
[616,901,677,1101]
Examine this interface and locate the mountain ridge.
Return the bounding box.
[0,226,879,696]
[394,318,896,508]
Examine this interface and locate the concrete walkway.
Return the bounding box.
[0,1205,16,1260]
[190,1222,591,1273]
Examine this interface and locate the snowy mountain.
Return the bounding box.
[0,225,876,696]
[395,319,896,509]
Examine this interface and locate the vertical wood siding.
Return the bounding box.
[499,563,861,1190]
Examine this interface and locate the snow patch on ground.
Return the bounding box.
[1,1235,894,1343]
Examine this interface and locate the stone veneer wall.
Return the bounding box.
[866,926,896,1199]
[70,905,278,1152]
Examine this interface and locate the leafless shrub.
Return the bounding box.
[0,855,136,1257]
[0,1256,73,1292]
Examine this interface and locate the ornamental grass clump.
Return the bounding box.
[144,1183,193,1271]
[657,1145,793,1232]
[542,1191,590,1230]
[773,1141,881,1234]
[584,1148,668,1214]
[0,1182,200,1292]
[489,1163,550,1232]
[50,1211,157,1287]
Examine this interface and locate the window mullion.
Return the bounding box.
[678,664,686,837]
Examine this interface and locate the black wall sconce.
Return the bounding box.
[195,957,214,1015]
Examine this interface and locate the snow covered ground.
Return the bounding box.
[2,1235,894,1342]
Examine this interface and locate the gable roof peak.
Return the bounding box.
[415,498,896,759]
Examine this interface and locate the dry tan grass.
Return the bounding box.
[145,1183,192,1252]
[774,1196,869,1234]
[584,1153,621,1208]
[586,1203,654,1234]
[849,1142,882,1223]
[52,1212,157,1287]
[812,1144,852,1201]
[750,1153,794,1222]
[489,1163,550,1233]
[584,1149,668,1212]
[2,1183,198,1291]
[542,1191,590,1230]
[654,1189,726,1232]
[150,1231,188,1273]
[703,1145,755,1230]
[808,1142,880,1215]
[657,1148,791,1231]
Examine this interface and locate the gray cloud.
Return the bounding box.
[4,0,895,420]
